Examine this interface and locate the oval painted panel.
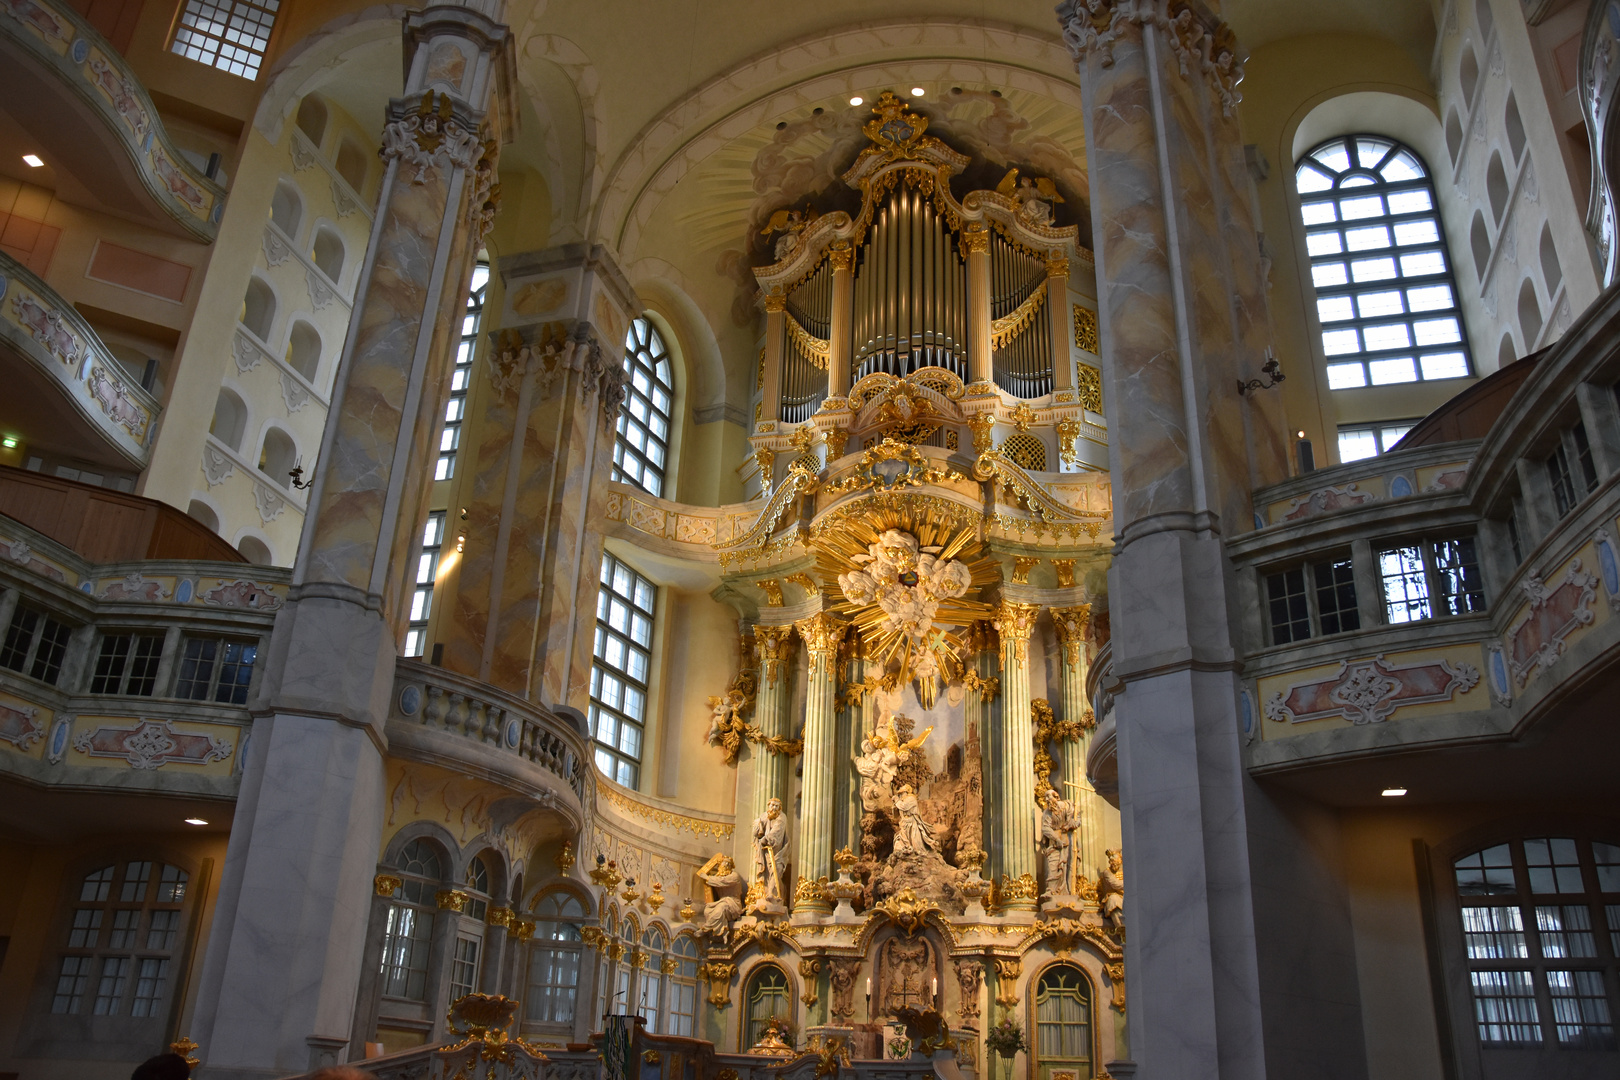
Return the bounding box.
[399,685,422,716]
[504,717,521,749]
[176,578,194,604]
[1389,475,1413,498]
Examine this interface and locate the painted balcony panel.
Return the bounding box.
[0,251,162,471]
[0,254,161,470]
[0,516,286,800]
[0,0,224,241]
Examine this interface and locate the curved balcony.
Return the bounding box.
[387,659,593,831]
[0,514,286,801]
[0,250,162,471]
[1214,284,1620,802]
[0,0,224,241]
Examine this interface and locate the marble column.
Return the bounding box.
[962,620,998,877]
[190,4,516,1077]
[833,631,867,857]
[992,600,1039,908]
[1050,604,1100,884]
[749,622,796,824]
[1057,2,1360,1076]
[963,226,992,387]
[793,612,844,913]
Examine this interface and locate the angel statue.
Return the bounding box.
[853,716,933,810]
[761,204,820,261]
[837,529,972,648]
[1098,848,1126,931]
[706,686,751,766]
[996,168,1064,227]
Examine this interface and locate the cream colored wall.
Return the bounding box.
[1241,34,1479,464]
[644,587,742,813]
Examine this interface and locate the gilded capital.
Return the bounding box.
[755,624,796,687]
[828,243,854,271]
[435,889,470,912]
[795,612,847,661]
[374,874,402,897]
[993,601,1040,667]
[1046,252,1070,279]
[764,289,788,314]
[1051,558,1077,588]
[961,226,990,254]
[1051,603,1091,670]
[966,411,996,454]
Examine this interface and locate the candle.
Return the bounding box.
[866,976,872,998]
[931,976,938,1001]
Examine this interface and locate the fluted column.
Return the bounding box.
[963,226,992,388]
[962,621,998,877]
[1050,604,1100,882]
[760,290,787,427]
[793,612,845,912]
[993,600,1040,908]
[1046,252,1075,394]
[827,243,855,400]
[750,623,796,824]
[192,4,515,1076]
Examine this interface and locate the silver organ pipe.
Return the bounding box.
[780,260,833,423]
[852,187,967,381]
[990,233,1054,398]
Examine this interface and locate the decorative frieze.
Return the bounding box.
[1507,559,1599,686]
[1056,0,1244,115]
[73,719,232,770]
[379,91,483,184]
[1264,654,1481,726]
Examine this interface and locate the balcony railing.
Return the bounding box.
[388,659,593,823]
[0,0,224,240]
[0,251,163,470]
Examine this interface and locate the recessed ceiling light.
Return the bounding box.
[185,817,209,825]
[23,154,43,168]
[911,87,926,97]
[1380,787,1407,797]
[850,96,864,107]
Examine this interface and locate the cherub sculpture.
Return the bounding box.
[996,167,1064,227]
[1098,848,1125,930]
[854,716,933,811]
[706,687,751,766]
[837,529,972,646]
[761,205,820,261]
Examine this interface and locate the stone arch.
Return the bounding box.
[241,276,278,342]
[251,7,410,144]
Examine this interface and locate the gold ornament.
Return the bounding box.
[1051,559,1077,588]
[966,412,995,454]
[869,887,938,936]
[1055,417,1081,467]
[374,874,402,897]
[170,1038,200,1069]
[436,890,470,912]
[1010,556,1039,584]
[555,841,576,874]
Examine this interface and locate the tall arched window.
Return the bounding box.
[526,890,586,1027]
[614,318,674,497]
[379,839,443,1002]
[1033,963,1094,1078]
[449,854,493,1001]
[1295,136,1472,392]
[589,552,656,787]
[1449,836,1619,1053]
[637,926,666,1029]
[437,261,487,481]
[666,934,700,1037]
[743,964,793,1050]
[50,860,190,1018]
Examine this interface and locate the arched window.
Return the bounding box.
[1461,46,1481,106]
[1033,963,1094,1077]
[1505,93,1527,163]
[50,860,190,1017]
[286,321,321,381]
[210,389,247,452]
[435,261,487,481]
[743,964,793,1050]
[590,552,656,787]
[312,226,345,284]
[1486,152,1510,224]
[1449,837,1620,1052]
[615,916,635,1014]
[335,137,369,192]
[379,839,442,1002]
[258,427,297,485]
[614,317,674,498]
[270,180,303,238]
[666,934,700,1037]
[241,278,276,342]
[450,854,493,1002]
[294,96,328,148]
[637,926,666,1029]
[1540,225,1563,296]
[526,890,586,1026]
[1295,136,1472,390]
[1518,279,1544,347]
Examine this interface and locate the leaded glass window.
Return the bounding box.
[1034,963,1093,1075]
[590,553,655,787]
[743,964,792,1050]
[614,318,675,497]
[527,891,586,1026]
[379,839,443,1002]
[1295,136,1472,390]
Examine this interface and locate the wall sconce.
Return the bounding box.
[1237,353,1285,396]
[288,457,315,490]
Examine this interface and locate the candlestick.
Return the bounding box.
[931,976,938,1001]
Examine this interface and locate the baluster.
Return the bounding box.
[485,705,503,745]
[424,685,447,728]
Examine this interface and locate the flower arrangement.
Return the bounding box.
[984,1016,1028,1058]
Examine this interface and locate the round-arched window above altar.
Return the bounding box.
[614,317,674,497]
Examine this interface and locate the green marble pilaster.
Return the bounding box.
[1051,605,1102,884]
[994,601,1040,907]
[793,613,844,911]
[963,622,998,879]
[750,623,796,825]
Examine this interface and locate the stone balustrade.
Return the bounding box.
[0,252,163,470]
[389,659,593,823]
[0,0,224,240]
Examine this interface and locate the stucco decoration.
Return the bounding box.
[1265,654,1481,725]
[0,702,44,749]
[73,719,233,769]
[1507,559,1599,686]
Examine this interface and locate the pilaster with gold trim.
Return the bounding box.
[963,226,993,388]
[993,599,1041,903]
[749,622,797,826]
[1050,603,1101,881]
[793,611,845,912]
